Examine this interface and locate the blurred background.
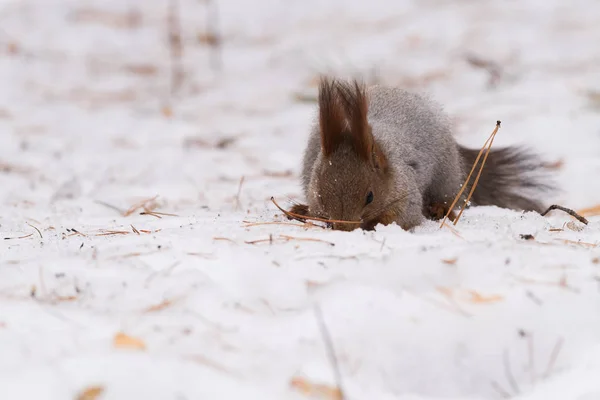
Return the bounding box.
[1,0,600,218]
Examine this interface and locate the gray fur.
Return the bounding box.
[299,79,550,231]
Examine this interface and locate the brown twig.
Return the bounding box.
[270,197,360,226]
[540,205,588,225]
[168,0,184,94]
[314,304,346,400]
[440,121,500,228]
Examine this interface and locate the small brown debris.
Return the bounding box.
[520,234,535,240]
[441,257,458,265]
[76,386,105,400]
[289,376,343,400]
[592,257,599,264]
[144,298,178,313]
[113,332,146,350]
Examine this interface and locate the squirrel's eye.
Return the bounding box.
[365,191,374,205]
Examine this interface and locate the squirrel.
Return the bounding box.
[289,77,552,231]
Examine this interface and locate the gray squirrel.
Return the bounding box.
[289,77,551,231]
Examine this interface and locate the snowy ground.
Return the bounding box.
[1,0,600,399]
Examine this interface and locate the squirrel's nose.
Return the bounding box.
[332,222,358,231]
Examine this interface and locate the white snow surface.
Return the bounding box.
[1,0,600,399]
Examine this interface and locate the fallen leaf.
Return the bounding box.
[76,386,105,400]
[113,332,146,350]
[290,376,342,399]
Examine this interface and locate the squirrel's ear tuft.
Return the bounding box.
[336,79,372,162]
[318,77,346,158]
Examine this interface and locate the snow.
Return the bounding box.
[1,0,600,399]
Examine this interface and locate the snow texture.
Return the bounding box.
[1,0,600,399]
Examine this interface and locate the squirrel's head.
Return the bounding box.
[307,78,392,231]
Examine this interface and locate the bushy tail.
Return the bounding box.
[458,146,554,213]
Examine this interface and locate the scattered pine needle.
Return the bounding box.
[557,239,597,249]
[26,222,43,238]
[245,235,334,246]
[213,236,236,243]
[113,332,146,350]
[441,257,458,265]
[140,210,178,218]
[124,195,159,217]
[95,230,130,236]
[144,298,179,312]
[4,233,33,240]
[76,386,105,400]
[242,220,325,229]
[131,224,140,235]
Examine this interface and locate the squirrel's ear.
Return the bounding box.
[336,80,372,162]
[318,77,346,158]
[372,141,389,173]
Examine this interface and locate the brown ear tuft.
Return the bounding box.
[335,79,372,162]
[318,77,346,157]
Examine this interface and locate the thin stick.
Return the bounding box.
[234,176,245,211]
[540,205,588,225]
[439,121,499,228]
[271,197,360,226]
[26,222,43,239]
[131,225,140,235]
[168,0,184,94]
[453,121,501,225]
[503,349,520,395]
[314,305,346,400]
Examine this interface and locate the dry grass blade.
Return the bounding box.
[242,220,325,229]
[271,197,360,226]
[95,230,130,236]
[440,121,500,228]
[280,235,335,246]
[124,195,159,216]
[26,222,43,238]
[313,304,345,400]
[453,121,501,225]
[4,233,33,240]
[141,210,178,217]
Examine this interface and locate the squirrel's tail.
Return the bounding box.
[457,145,553,213]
